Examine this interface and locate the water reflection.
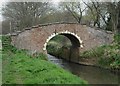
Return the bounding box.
[47,54,119,84]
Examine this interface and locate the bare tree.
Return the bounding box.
[107,2,120,34]
[60,2,87,23]
[2,2,50,32]
[82,1,102,27]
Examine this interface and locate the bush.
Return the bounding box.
[2,36,17,53]
[80,45,105,58]
[114,34,120,44]
[80,44,120,69]
[110,53,120,68]
[98,53,120,68]
[47,41,61,56]
[35,53,48,60]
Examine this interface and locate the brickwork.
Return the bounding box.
[11,23,113,55]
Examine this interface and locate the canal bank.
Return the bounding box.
[47,54,119,84]
[2,36,88,84]
[47,39,120,70]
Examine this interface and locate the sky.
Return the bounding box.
[0,0,9,21]
[0,0,119,21]
[0,0,60,21]
[0,1,3,21]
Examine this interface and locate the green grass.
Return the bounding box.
[2,50,87,84]
[2,36,88,84]
[80,44,120,69]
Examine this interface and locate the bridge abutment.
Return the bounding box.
[55,46,80,63]
[69,46,79,63]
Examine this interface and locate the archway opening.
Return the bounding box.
[46,34,72,56]
[45,32,82,63]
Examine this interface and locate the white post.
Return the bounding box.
[10,21,11,34]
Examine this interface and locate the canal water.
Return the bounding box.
[47,54,119,84]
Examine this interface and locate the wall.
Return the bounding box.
[11,23,113,55]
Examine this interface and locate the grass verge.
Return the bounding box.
[2,36,88,84]
[80,44,120,69]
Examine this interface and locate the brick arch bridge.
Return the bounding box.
[11,23,113,62]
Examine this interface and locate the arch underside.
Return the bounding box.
[43,31,83,51]
[60,34,80,47]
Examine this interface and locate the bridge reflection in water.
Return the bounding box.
[47,54,119,84]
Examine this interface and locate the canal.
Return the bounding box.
[47,54,119,84]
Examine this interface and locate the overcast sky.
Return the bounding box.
[0,0,9,21]
[0,0,119,21]
[0,1,3,21]
[0,0,59,21]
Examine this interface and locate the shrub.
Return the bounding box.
[36,53,48,60]
[2,36,17,53]
[114,34,120,43]
[46,41,61,56]
[80,45,105,58]
[80,44,120,69]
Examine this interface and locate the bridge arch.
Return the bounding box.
[43,31,83,51]
[43,31,83,62]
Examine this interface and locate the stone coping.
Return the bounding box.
[10,22,113,36]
